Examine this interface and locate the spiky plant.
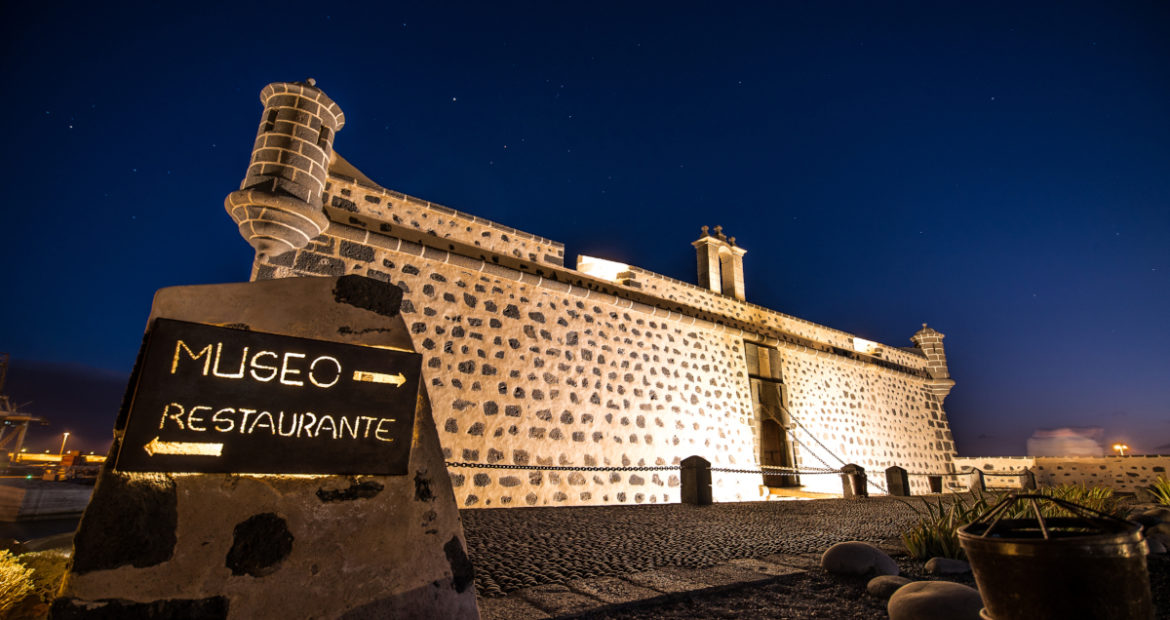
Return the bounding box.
[898,494,991,560]
[1149,477,1170,507]
[998,484,1123,519]
[0,550,35,615]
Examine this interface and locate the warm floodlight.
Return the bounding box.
[577,255,631,283]
[1112,443,1129,456]
[853,337,880,355]
[59,432,71,457]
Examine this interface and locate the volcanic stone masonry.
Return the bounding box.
[226,80,960,507]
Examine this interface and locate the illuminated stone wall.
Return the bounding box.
[954,455,1170,493]
[237,164,958,506]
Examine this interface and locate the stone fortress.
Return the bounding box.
[225,80,960,508]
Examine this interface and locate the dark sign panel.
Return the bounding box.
[114,318,422,475]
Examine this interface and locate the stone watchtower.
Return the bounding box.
[225,79,345,258]
[693,225,747,300]
[912,324,956,400]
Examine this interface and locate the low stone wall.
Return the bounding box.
[0,480,94,521]
[953,455,1170,493]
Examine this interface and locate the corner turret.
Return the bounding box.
[692,225,747,300]
[911,323,956,401]
[225,79,345,258]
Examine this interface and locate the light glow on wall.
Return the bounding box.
[577,255,630,283]
[852,337,879,355]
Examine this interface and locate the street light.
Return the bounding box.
[59,432,70,457]
[1112,443,1129,456]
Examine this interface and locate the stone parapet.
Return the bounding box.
[954,455,1170,493]
[324,174,566,268]
[317,174,931,379]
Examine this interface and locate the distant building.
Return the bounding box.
[1026,427,1106,457]
[224,80,959,506]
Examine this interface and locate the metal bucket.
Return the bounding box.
[957,494,1153,620]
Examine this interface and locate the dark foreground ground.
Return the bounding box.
[3,497,1165,618]
[462,497,1170,619]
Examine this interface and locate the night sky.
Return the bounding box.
[2,2,1167,456]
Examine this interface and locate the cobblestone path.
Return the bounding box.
[461,497,922,597]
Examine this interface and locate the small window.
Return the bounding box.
[262,109,278,132]
[317,126,331,148]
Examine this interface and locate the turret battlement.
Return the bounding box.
[225,79,345,258]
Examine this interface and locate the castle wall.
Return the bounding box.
[247,170,958,506]
[954,455,1170,493]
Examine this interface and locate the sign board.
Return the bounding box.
[114,318,422,475]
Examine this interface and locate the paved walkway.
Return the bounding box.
[461,497,920,618]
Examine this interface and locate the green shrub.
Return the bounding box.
[0,550,35,615]
[1148,477,1170,506]
[899,484,1124,560]
[899,494,991,560]
[998,484,1123,519]
[18,550,69,604]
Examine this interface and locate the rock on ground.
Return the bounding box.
[867,575,914,599]
[888,580,983,620]
[821,541,899,576]
[924,556,970,574]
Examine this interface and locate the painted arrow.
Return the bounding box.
[352,370,406,386]
[143,437,223,457]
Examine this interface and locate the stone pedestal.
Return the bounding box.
[840,464,868,499]
[680,455,712,506]
[53,276,478,619]
[885,466,910,497]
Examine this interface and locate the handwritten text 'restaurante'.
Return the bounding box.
[157,339,398,441]
[158,403,396,442]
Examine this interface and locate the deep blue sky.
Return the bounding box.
[2,2,1167,455]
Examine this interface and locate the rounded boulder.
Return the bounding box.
[867,575,914,599]
[924,557,970,574]
[888,580,983,620]
[820,541,899,576]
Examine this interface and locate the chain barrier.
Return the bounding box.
[709,467,840,476]
[445,462,1028,483]
[788,432,840,472]
[447,461,843,477]
[905,470,1030,478]
[785,411,847,469]
[445,461,679,472]
[758,464,840,473]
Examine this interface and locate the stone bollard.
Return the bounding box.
[885,466,911,497]
[840,464,868,498]
[968,469,986,493]
[681,455,712,506]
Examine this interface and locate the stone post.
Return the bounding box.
[885,466,910,496]
[225,79,345,259]
[681,455,712,505]
[840,464,868,498]
[969,469,986,493]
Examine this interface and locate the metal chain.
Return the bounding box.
[709,467,840,476]
[789,431,839,472]
[447,461,841,477]
[785,411,848,468]
[445,461,678,472]
[905,470,1030,478]
[758,464,840,473]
